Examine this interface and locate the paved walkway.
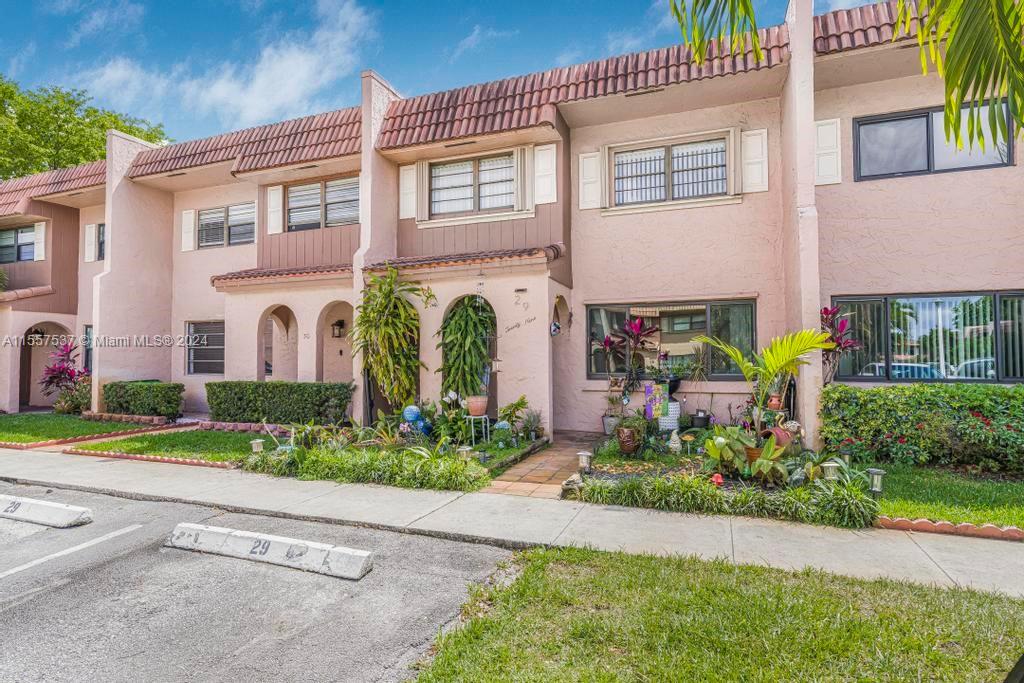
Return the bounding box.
[1,448,1021,596]
[484,431,600,499]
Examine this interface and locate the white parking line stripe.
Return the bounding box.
[0,524,143,580]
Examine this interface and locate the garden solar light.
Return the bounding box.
[250,439,265,454]
[821,460,840,481]
[866,468,886,499]
[457,446,473,460]
[578,451,592,474]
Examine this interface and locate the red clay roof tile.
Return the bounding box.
[367,244,566,271]
[210,263,354,286]
[377,26,789,150]
[813,1,914,55]
[0,161,106,217]
[128,107,361,179]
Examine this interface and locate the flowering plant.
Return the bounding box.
[821,306,861,384]
[39,342,88,397]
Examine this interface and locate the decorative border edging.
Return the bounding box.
[0,423,177,451]
[82,411,171,426]
[877,515,1024,542]
[64,447,238,469]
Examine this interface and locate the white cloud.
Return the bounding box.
[7,42,37,77]
[80,0,373,130]
[449,24,518,64]
[605,0,678,56]
[554,47,583,67]
[66,0,145,49]
[814,0,866,11]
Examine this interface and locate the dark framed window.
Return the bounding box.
[198,203,255,248]
[83,325,94,372]
[429,153,515,217]
[0,226,35,263]
[286,178,359,232]
[96,224,105,261]
[613,138,728,206]
[834,292,1024,383]
[587,300,755,380]
[854,102,1013,181]
[186,321,225,375]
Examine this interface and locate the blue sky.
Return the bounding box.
[1,0,862,143]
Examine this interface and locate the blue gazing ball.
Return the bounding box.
[402,405,422,422]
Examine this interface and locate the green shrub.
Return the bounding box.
[820,383,1024,471]
[206,381,354,424]
[103,380,184,418]
[54,376,91,415]
[810,479,879,529]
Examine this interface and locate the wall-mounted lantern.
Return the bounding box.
[331,319,346,338]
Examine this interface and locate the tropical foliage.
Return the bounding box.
[351,266,435,409]
[0,268,7,292]
[669,0,1024,150]
[437,295,496,398]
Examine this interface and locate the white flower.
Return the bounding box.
[459,399,467,409]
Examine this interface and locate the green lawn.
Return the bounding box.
[77,430,257,463]
[0,413,133,443]
[878,462,1024,529]
[418,547,1024,682]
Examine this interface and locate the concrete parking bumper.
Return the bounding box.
[0,494,93,528]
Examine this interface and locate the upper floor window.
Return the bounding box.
[613,138,728,207]
[429,153,515,217]
[286,178,359,232]
[855,103,1012,180]
[198,203,255,248]
[834,292,1024,383]
[0,227,35,264]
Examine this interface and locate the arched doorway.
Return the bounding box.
[257,305,298,381]
[316,301,354,383]
[20,322,72,408]
[440,295,498,417]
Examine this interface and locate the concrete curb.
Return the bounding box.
[0,494,93,528]
[0,424,177,451]
[63,448,238,469]
[166,522,373,579]
[877,515,1024,542]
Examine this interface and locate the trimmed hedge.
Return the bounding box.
[820,383,1024,472]
[103,381,184,419]
[206,381,354,424]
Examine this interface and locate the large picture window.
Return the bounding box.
[286,177,359,232]
[186,321,225,375]
[587,300,755,379]
[855,103,1012,180]
[429,153,515,217]
[0,226,35,264]
[834,292,1024,382]
[613,138,728,206]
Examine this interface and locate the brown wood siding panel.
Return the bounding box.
[8,201,79,315]
[257,223,359,270]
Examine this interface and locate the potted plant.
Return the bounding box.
[820,306,862,384]
[466,383,489,417]
[438,295,496,417]
[601,372,625,435]
[521,409,543,441]
[683,346,712,427]
[615,412,647,456]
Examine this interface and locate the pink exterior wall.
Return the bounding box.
[815,72,1024,302]
[76,203,105,332]
[171,182,259,412]
[555,99,788,432]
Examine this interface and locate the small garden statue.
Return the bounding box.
[668,429,682,454]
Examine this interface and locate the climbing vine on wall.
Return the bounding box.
[438,296,497,398]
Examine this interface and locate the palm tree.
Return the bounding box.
[670,0,1024,150]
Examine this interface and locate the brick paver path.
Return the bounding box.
[481,431,603,499]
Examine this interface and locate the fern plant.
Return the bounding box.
[437,296,496,398]
[0,268,7,292]
[351,266,435,409]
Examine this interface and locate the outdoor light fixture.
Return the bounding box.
[866,468,886,499]
[821,460,840,481]
[331,319,346,338]
[457,446,473,460]
[578,451,592,474]
[250,439,265,454]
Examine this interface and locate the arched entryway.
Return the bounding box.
[440,295,498,417]
[257,305,298,381]
[19,321,72,408]
[315,301,354,383]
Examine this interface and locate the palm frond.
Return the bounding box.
[670,0,762,65]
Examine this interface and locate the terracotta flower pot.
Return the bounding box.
[760,427,793,448]
[466,395,489,417]
[767,394,783,411]
[745,446,762,466]
[617,427,640,455]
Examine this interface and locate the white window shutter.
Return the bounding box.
[266,185,284,235]
[180,209,196,252]
[815,119,842,185]
[399,165,416,219]
[740,129,768,193]
[415,160,430,222]
[578,152,601,210]
[84,224,97,262]
[534,143,557,205]
[33,222,46,261]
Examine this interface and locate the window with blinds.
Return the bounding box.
[613,138,728,206]
[186,321,225,375]
[430,154,515,217]
[198,208,226,248]
[227,203,256,244]
[0,227,35,263]
[286,178,360,231]
[197,203,255,248]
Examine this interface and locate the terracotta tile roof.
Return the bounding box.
[210,263,353,286]
[378,26,789,150]
[368,243,566,271]
[128,107,362,179]
[0,285,54,304]
[0,161,106,217]
[813,1,915,55]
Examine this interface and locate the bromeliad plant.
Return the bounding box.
[613,317,658,394]
[351,266,435,409]
[437,295,497,399]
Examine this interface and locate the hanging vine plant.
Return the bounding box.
[437,296,497,398]
[351,266,435,409]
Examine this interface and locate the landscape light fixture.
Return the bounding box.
[821,460,840,481]
[866,468,886,499]
[578,451,592,475]
[250,439,265,454]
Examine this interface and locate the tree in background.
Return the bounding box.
[0,74,166,180]
[670,0,1024,151]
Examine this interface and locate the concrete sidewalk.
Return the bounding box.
[1,448,1021,597]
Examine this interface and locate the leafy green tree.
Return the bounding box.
[0,74,166,180]
[670,0,1024,150]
